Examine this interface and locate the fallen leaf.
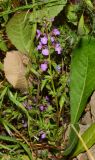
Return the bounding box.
[90,91,95,122]
[81,110,92,125]
[4,51,28,90]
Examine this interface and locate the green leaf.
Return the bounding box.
[21,155,30,160]
[2,120,12,136]
[64,37,95,156]
[64,124,79,156]
[8,90,32,136]
[19,142,32,160]
[0,144,11,151]
[0,61,3,71]
[30,0,67,21]
[67,5,78,25]
[78,14,89,35]
[29,66,40,78]
[0,87,8,109]
[0,37,7,51]
[70,37,95,124]
[6,12,32,53]
[72,123,95,157]
[44,0,67,19]
[59,93,65,111]
[41,79,48,91]
[8,90,29,118]
[78,14,85,35]
[84,0,93,10]
[0,135,32,160]
[0,135,18,143]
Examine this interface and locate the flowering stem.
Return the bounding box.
[48,41,60,125]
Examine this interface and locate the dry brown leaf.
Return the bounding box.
[21,54,29,65]
[4,51,28,90]
[90,91,95,122]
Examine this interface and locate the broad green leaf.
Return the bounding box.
[70,37,95,124]
[6,12,32,53]
[44,0,67,19]
[64,37,95,156]
[30,0,67,21]
[72,123,95,157]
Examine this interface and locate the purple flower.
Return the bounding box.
[23,122,28,128]
[39,131,46,140]
[37,42,42,50]
[56,65,61,72]
[22,120,27,128]
[23,101,32,110]
[55,43,62,54]
[39,105,45,111]
[40,36,48,45]
[36,29,41,39]
[40,63,48,71]
[50,36,55,43]
[41,133,46,139]
[42,48,49,56]
[52,28,60,36]
[33,97,37,103]
[45,96,49,101]
[27,105,32,110]
[23,101,27,107]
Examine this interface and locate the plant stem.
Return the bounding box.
[71,124,95,160]
[48,42,59,125]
